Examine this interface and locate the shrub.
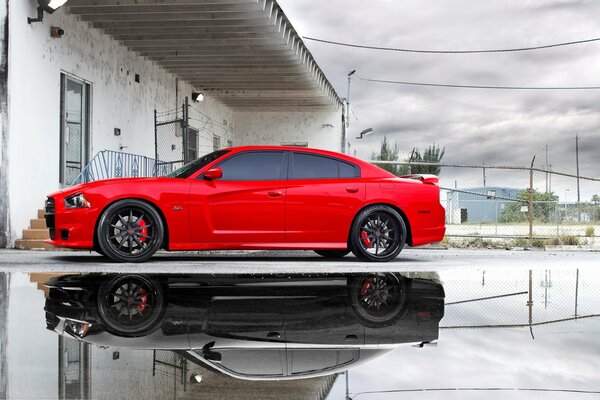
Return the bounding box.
[514,238,528,247]
[585,226,595,237]
[561,235,580,245]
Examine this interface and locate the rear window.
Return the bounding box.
[291,152,360,179]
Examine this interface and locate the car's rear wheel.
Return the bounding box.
[97,199,164,263]
[97,274,164,336]
[313,249,351,258]
[349,205,406,262]
[349,273,407,327]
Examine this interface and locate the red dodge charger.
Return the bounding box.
[45,146,445,262]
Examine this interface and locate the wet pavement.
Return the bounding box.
[0,248,598,273]
[1,266,598,399]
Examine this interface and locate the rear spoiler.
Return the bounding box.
[400,174,439,185]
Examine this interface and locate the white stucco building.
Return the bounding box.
[0,0,343,248]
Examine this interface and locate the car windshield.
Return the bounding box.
[167,150,230,179]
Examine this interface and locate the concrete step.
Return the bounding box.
[23,229,50,240]
[37,209,46,219]
[30,219,47,229]
[14,239,54,250]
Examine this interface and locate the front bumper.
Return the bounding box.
[44,195,98,249]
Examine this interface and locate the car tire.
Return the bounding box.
[313,249,351,258]
[97,199,164,263]
[348,273,407,327]
[97,274,165,336]
[349,205,407,262]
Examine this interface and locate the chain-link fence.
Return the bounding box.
[154,107,186,175]
[440,269,599,331]
[152,350,188,393]
[154,98,235,176]
[372,160,600,243]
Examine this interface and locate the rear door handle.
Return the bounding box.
[267,331,281,339]
[268,191,283,198]
[346,187,359,193]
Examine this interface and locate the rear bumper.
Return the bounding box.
[410,226,446,247]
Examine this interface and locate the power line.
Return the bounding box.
[358,76,600,90]
[350,387,600,398]
[303,36,600,54]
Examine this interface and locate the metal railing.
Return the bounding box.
[70,150,179,186]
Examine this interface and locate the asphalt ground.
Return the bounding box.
[0,248,598,273]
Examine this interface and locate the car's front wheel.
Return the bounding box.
[97,274,165,336]
[96,199,164,263]
[349,205,407,262]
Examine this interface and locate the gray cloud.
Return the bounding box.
[279,0,600,197]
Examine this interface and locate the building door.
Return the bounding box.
[60,74,90,186]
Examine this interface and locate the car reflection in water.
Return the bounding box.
[44,273,444,380]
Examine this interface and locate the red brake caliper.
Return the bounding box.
[360,278,372,296]
[137,218,148,242]
[361,231,372,247]
[137,289,147,313]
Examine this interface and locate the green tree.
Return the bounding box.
[592,194,600,205]
[370,136,406,176]
[408,144,445,175]
[371,137,445,177]
[498,189,558,223]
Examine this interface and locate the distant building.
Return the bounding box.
[446,186,521,223]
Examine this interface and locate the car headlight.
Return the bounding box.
[64,320,92,338]
[64,193,91,209]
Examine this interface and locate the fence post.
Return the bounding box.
[153,109,158,176]
[528,156,536,246]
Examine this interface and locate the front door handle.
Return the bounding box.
[267,331,281,339]
[268,191,283,198]
[346,187,359,193]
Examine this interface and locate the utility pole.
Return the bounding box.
[347,70,356,130]
[343,70,356,154]
[575,134,581,222]
[545,144,549,193]
[482,163,486,187]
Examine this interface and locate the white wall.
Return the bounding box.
[7,274,58,400]
[234,110,343,151]
[0,0,9,248]
[6,2,233,245]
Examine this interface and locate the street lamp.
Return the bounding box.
[356,128,373,139]
[29,0,69,23]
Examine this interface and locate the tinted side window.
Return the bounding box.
[339,161,358,178]
[218,151,285,181]
[291,153,338,179]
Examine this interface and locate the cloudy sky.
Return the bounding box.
[278,0,600,195]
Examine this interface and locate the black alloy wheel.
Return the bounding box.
[313,249,351,258]
[349,273,407,327]
[350,205,407,262]
[97,275,164,336]
[97,199,164,263]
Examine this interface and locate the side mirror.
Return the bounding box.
[204,167,222,180]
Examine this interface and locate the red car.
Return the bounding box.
[45,146,445,263]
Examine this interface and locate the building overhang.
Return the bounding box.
[64,0,342,111]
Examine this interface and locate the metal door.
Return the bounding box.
[60,75,90,186]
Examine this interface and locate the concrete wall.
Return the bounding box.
[5,2,233,245]
[234,111,342,151]
[0,273,8,399]
[0,0,9,248]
